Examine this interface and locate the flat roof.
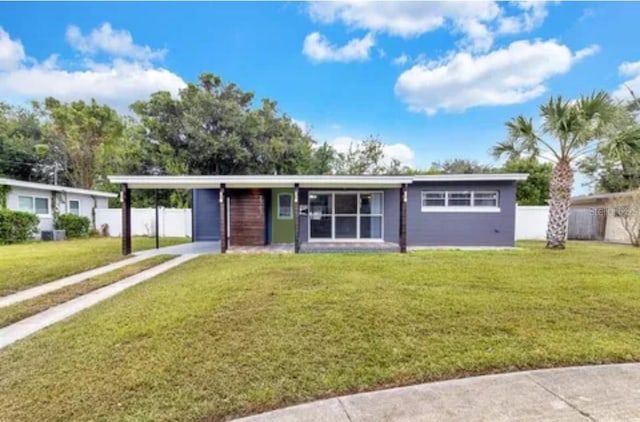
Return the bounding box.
[571,191,636,205]
[411,173,528,182]
[0,177,118,198]
[108,173,528,189]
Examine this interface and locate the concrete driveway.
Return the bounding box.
[140,241,220,255]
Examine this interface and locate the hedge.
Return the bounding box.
[54,214,91,239]
[0,209,39,244]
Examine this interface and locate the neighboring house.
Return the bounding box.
[0,177,117,236]
[109,174,528,254]
[570,192,634,244]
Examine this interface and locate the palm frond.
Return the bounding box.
[491,139,521,160]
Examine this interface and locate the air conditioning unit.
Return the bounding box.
[41,230,66,241]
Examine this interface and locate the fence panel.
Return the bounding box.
[515,206,549,240]
[568,208,603,240]
[95,208,192,238]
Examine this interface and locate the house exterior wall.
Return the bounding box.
[298,188,400,243]
[6,186,109,234]
[407,181,517,247]
[605,214,631,244]
[192,189,220,241]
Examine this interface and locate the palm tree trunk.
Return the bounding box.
[546,159,573,249]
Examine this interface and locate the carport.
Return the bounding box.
[108,175,412,256]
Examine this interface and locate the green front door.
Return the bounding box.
[271,188,295,244]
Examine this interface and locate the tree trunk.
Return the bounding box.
[546,159,573,249]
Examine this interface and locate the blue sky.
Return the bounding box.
[1,1,639,192]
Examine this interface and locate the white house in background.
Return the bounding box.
[0,177,116,235]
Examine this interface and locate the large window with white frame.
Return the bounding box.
[421,190,499,212]
[308,191,383,241]
[18,195,50,215]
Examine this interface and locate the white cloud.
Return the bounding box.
[303,32,375,63]
[291,118,311,134]
[394,40,598,115]
[0,28,25,71]
[393,53,409,66]
[619,60,640,78]
[307,1,549,53]
[498,1,548,34]
[0,25,185,112]
[574,44,600,61]
[65,23,166,62]
[329,136,415,166]
[613,60,640,100]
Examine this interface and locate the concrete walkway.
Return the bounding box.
[234,363,640,422]
[0,254,198,349]
[0,241,219,308]
[0,253,154,308]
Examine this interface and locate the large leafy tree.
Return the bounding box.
[580,93,640,193]
[429,158,494,174]
[131,73,315,176]
[37,98,123,189]
[333,136,409,175]
[501,158,552,205]
[0,103,52,182]
[492,91,635,249]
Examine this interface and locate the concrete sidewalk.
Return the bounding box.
[0,241,218,308]
[0,253,152,308]
[0,254,198,349]
[234,363,640,422]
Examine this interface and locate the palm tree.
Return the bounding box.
[493,91,632,249]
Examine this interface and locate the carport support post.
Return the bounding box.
[294,183,300,253]
[400,183,407,253]
[219,184,227,253]
[121,183,132,256]
[154,189,159,249]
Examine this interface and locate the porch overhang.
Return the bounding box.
[107,175,415,189]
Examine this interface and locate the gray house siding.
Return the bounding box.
[192,189,220,241]
[299,188,400,243]
[407,181,517,247]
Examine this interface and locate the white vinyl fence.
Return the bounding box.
[97,205,549,241]
[95,208,192,238]
[515,205,549,240]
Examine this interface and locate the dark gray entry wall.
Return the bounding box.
[192,188,220,241]
[407,181,517,247]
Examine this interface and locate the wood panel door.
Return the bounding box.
[229,189,266,246]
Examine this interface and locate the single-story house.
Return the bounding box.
[109,173,528,254]
[570,191,637,243]
[0,177,117,236]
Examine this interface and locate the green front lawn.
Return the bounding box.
[0,237,189,295]
[1,242,640,421]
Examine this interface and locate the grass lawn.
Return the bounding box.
[0,236,189,295]
[1,241,640,421]
[0,254,176,328]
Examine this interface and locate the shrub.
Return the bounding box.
[0,209,39,244]
[54,214,91,239]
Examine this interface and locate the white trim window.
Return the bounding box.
[421,190,499,213]
[69,200,80,216]
[18,195,50,215]
[277,193,293,219]
[308,191,384,241]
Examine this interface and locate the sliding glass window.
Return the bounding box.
[308,192,383,241]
